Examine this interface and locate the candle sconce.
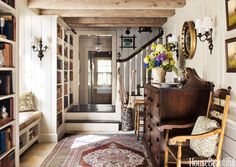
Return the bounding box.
[32,37,48,61]
[195,17,213,55]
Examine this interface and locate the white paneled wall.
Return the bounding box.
[163,0,236,159]
[20,1,59,142]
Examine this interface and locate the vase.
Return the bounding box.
[152,67,166,83]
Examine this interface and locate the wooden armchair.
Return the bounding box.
[164,87,231,167]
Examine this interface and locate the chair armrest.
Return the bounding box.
[169,128,221,145]
[158,122,195,132]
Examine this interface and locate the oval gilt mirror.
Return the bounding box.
[181,21,197,59]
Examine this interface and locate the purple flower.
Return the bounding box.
[156,53,167,61]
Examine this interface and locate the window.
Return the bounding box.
[96,59,112,86]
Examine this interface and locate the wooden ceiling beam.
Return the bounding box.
[68,23,164,28]
[28,0,186,9]
[64,17,167,25]
[40,9,175,18]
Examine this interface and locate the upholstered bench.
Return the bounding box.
[19,92,42,155]
[19,111,42,155]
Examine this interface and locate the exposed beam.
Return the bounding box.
[40,9,175,18]
[65,17,167,25]
[28,0,186,9]
[67,23,164,28]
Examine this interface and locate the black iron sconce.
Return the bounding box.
[195,17,213,55]
[32,37,48,61]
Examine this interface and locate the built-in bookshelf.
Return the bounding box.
[56,18,75,139]
[0,0,18,166]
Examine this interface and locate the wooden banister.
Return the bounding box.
[117,28,164,63]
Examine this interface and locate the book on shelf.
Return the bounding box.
[57,71,61,84]
[57,98,62,113]
[0,42,13,67]
[57,44,62,56]
[64,84,68,95]
[70,71,73,81]
[70,35,73,46]
[64,96,68,109]
[64,34,68,43]
[64,47,68,58]
[70,93,73,105]
[57,58,62,70]
[1,0,15,8]
[57,85,62,98]
[64,61,68,70]
[0,70,13,95]
[69,62,73,70]
[0,98,13,126]
[69,49,73,60]
[0,126,12,155]
[57,112,62,127]
[0,150,15,167]
[0,14,16,41]
[57,24,62,39]
[64,71,68,82]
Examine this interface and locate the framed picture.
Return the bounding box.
[225,37,236,72]
[120,35,136,50]
[225,0,236,31]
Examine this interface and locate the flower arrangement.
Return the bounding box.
[143,43,176,72]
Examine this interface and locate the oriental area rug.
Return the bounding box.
[41,134,152,167]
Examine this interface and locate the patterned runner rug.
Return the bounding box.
[41,134,152,167]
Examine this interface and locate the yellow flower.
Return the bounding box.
[170,60,175,65]
[150,52,156,59]
[151,43,157,51]
[156,44,166,53]
[144,55,150,64]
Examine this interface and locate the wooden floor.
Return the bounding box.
[68,104,115,113]
[20,142,56,167]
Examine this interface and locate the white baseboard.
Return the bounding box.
[39,133,58,143]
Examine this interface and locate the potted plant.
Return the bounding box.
[143,43,177,83]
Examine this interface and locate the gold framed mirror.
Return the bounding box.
[181,21,197,59]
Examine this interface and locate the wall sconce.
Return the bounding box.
[195,17,213,54]
[32,37,48,60]
[166,34,179,58]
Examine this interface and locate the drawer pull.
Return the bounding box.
[150,114,153,118]
[150,127,153,131]
[156,122,160,126]
[150,98,153,102]
[148,97,151,100]
[156,137,159,142]
[144,94,147,97]
[156,103,159,107]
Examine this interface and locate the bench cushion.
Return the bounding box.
[19,111,42,131]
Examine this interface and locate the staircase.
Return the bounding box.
[65,28,164,132]
[117,28,164,104]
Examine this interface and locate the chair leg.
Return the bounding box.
[164,130,169,167]
[137,106,140,139]
[134,104,137,135]
[177,143,182,167]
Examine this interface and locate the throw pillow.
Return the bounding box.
[190,116,219,157]
[19,92,36,112]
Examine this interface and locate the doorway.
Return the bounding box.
[88,51,112,104]
[78,31,117,108]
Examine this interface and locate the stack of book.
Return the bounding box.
[0,42,12,67]
[0,151,14,167]
[0,71,13,95]
[0,14,15,41]
[0,126,12,155]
